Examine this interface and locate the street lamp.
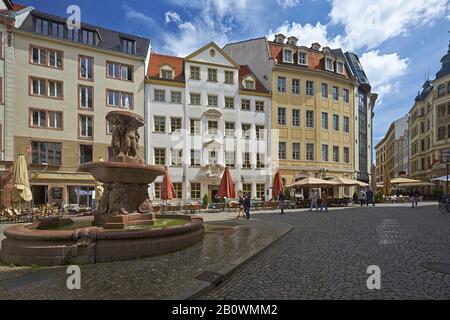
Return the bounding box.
[441,151,450,196]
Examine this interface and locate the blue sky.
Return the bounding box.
[18,0,450,148]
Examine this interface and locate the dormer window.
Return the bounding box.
[81,29,96,45]
[283,49,293,63]
[121,38,136,54]
[325,58,334,71]
[337,61,345,74]
[298,52,307,65]
[160,65,174,80]
[275,34,286,44]
[243,76,256,90]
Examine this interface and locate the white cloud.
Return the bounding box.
[359,50,409,103]
[277,0,301,9]
[329,0,449,50]
[165,11,181,25]
[268,21,345,49]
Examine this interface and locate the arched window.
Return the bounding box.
[159,65,174,80]
[242,76,256,90]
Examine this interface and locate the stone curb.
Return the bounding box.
[169,220,294,300]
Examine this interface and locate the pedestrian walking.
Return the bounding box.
[410,188,418,208]
[235,194,245,219]
[358,189,366,207]
[352,191,359,206]
[310,189,319,211]
[279,191,286,214]
[366,188,375,206]
[320,190,328,212]
[243,193,251,219]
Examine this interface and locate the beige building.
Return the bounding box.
[375,122,395,187]
[7,8,150,206]
[407,41,450,194]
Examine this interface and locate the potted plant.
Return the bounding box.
[202,194,209,209]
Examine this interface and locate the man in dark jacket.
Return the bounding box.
[243,193,251,219]
[366,189,375,206]
[278,191,286,215]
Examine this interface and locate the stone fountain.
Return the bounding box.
[0,110,204,266]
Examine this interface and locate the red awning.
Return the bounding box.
[161,166,175,200]
[218,167,236,198]
[272,170,284,198]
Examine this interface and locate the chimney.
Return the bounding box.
[311,42,321,51]
[274,34,286,44]
[287,36,298,46]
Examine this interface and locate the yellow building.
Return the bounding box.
[375,122,394,187]
[8,8,149,206]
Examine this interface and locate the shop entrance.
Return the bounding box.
[31,185,48,206]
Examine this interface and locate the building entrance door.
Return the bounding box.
[209,185,219,203]
[32,185,48,206]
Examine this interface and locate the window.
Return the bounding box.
[154,116,166,133]
[107,119,115,134]
[80,144,93,164]
[170,118,182,133]
[208,121,218,135]
[321,112,328,129]
[171,149,183,166]
[255,100,265,112]
[207,68,217,82]
[208,95,218,107]
[438,104,446,117]
[225,97,234,108]
[171,91,182,104]
[242,152,251,168]
[0,77,2,104]
[292,79,300,94]
[306,110,314,128]
[190,93,201,105]
[343,116,350,132]
[321,83,328,98]
[279,142,286,159]
[256,125,265,140]
[333,115,339,131]
[225,71,234,84]
[325,58,334,71]
[292,109,300,127]
[81,29,96,45]
[160,68,173,80]
[244,79,255,90]
[79,85,93,109]
[343,89,349,103]
[190,66,200,80]
[337,61,344,74]
[191,183,201,199]
[31,141,62,165]
[333,146,339,162]
[30,77,63,99]
[67,28,79,42]
[438,126,446,140]
[121,38,135,54]
[190,119,200,134]
[79,55,93,81]
[31,46,63,69]
[241,99,251,111]
[154,148,166,165]
[256,154,265,168]
[322,144,329,161]
[344,147,350,163]
[278,108,286,125]
[242,124,251,139]
[153,90,165,102]
[225,122,235,137]
[209,150,218,164]
[225,151,235,168]
[278,77,286,92]
[306,143,314,160]
[107,62,133,81]
[30,109,46,128]
[298,52,307,65]
[283,49,293,63]
[35,18,49,35]
[107,90,134,109]
[190,149,201,166]
[438,84,446,97]
[333,86,339,100]
[292,143,300,160]
[79,115,93,139]
[256,184,265,199]
[174,183,183,198]
[243,184,252,196]
[154,182,161,199]
[48,111,62,129]
[306,81,314,96]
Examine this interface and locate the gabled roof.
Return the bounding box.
[147,53,185,83]
[239,65,269,94]
[185,41,240,68]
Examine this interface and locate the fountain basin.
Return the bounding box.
[0,215,203,266]
[79,161,165,184]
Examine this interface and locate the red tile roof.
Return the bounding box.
[148,53,185,82]
[12,4,27,11]
[239,65,269,94]
[268,42,350,78]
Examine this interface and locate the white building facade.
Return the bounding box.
[146,43,272,203]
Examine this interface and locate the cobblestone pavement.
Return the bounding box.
[204,204,450,300]
[0,218,291,300]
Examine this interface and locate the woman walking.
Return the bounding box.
[320,190,329,212]
[279,191,286,215]
[236,194,245,219]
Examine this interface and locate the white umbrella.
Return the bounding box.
[432,175,450,182]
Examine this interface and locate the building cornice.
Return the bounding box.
[146,78,186,88]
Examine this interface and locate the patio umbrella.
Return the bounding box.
[329,177,360,186]
[218,167,236,198]
[390,177,422,185]
[272,170,284,198]
[357,181,370,188]
[289,177,339,188]
[161,166,175,201]
[432,175,450,182]
[12,154,32,206]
